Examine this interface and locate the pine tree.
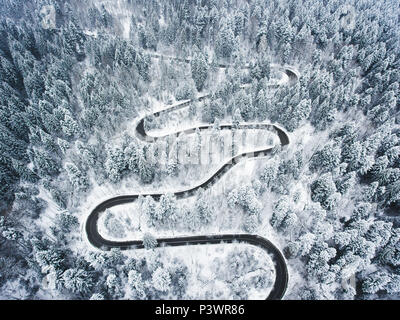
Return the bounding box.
[138,149,155,184]
[76,141,96,168]
[255,88,270,120]
[142,196,157,225]
[191,51,208,91]
[143,232,157,249]
[184,205,200,231]
[34,246,66,273]
[62,268,93,295]
[57,138,70,155]
[270,196,290,229]
[65,162,89,191]
[215,23,235,59]
[235,90,253,121]
[11,158,38,182]
[260,159,279,188]
[157,193,177,224]
[138,24,157,51]
[61,113,80,138]
[152,266,171,293]
[90,293,105,300]
[32,149,60,177]
[362,271,391,294]
[310,143,341,173]
[56,212,79,232]
[195,190,213,225]
[106,273,122,297]
[310,173,337,208]
[386,275,400,294]
[105,146,127,183]
[128,270,146,298]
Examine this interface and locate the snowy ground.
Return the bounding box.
[126,243,276,300]
[67,46,296,299]
[96,155,275,242]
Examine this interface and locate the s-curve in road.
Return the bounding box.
[85,54,298,300]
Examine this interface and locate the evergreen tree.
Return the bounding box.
[128,269,146,298]
[32,149,60,177]
[310,173,337,209]
[235,90,253,121]
[191,51,208,91]
[152,266,171,293]
[62,268,94,296]
[65,162,89,191]
[310,143,341,173]
[362,271,391,294]
[143,232,158,250]
[215,23,235,59]
[156,193,177,224]
[195,190,213,225]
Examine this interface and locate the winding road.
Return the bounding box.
[85,55,299,300]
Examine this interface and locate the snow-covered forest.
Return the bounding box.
[0,0,400,300]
